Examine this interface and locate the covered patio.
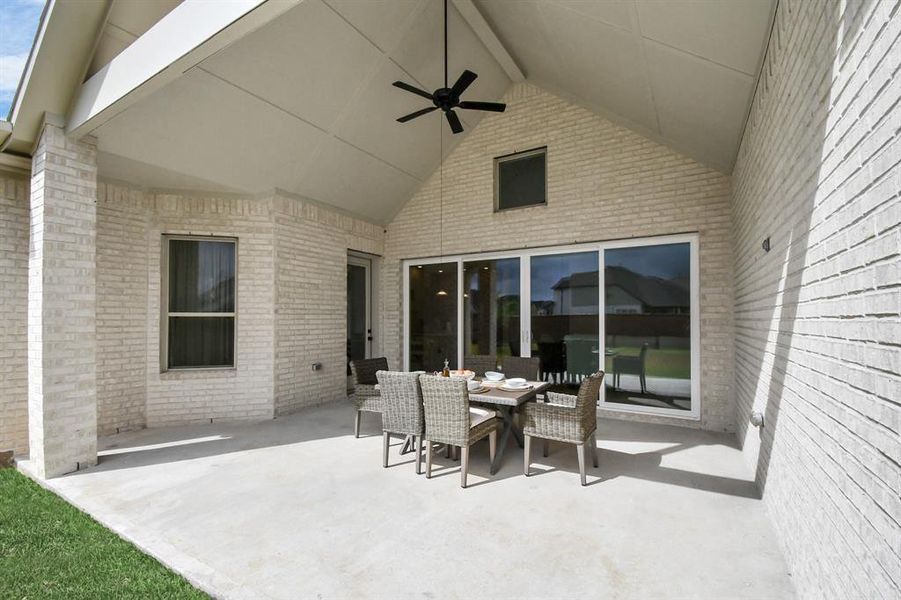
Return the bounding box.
[25,402,793,599]
[1,0,897,597]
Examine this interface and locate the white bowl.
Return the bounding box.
[467,380,482,391]
[484,371,504,381]
[505,377,527,387]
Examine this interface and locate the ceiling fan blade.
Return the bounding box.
[458,101,507,113]
[445,109,463,134]
[392,81,434,101]
[451,70,478,96]
[396,106,438,123]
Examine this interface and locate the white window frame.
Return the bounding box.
[401,232,700,420]
[161,235,238,372]
[494,146,548,212]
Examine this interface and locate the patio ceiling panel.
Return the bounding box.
[331,60,461,182]
[290,137,422,221]
[535,2,657,129]
[200,0,383,133]
[322,0,423,54]
[474,0,776,172]
[645,42,755,173]
[94,69,330,194]
[389,0,511,107]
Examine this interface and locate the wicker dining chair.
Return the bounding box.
[464,354,498,377]
[522,370,604,486]
[350,357,389,437]
[419,374,500,488]
[501,356,541,381]
[376,370,426,474]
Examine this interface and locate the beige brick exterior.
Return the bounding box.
[147,192,277,426]
[94,184,384,433]
[2,172,384,458]
[0,173,30,455]
[96,183,148,435]
[381,83,735,432]
[272,191,384,415]
[27,123,98,478]
[731,0,900,597]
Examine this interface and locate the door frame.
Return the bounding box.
[347,253,373,363]
[401,232,700,420]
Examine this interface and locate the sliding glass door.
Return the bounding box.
[529,251,599,392]
[601,242,695,413]
[404,235,699,418]
[463,258,520,367]
[408,262,458,372]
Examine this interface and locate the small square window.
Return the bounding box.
[494,147,546,211]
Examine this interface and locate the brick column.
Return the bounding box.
[27,120,98,478]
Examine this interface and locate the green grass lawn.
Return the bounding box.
[606,346,691,380]
[0,469,207,599]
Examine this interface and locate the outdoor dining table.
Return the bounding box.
[469,379,550,475]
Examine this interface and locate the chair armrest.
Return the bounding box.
[545,391,577,408]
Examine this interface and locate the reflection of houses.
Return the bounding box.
[549,267,689,315]
[551,271,599,315]
[530,300,555,315]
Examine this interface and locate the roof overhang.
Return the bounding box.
[1,0,109,156]
[67,0,302,139]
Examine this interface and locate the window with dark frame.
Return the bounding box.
[163,237,236,370]
[494,147,547,211]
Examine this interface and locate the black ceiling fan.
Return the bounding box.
[392,0,506,134]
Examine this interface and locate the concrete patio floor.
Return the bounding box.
[23,402,794,599]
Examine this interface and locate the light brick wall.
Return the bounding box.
[0,173,30,455]
[27,123,98,478]
[89,184,384,432]
[731,0,900,597]
[382,83,735,431]
[272,192,384,415]
[96,182,149,435]
[146,193,276,426]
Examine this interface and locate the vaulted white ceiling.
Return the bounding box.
[89,0,775,223]
[475,0,775,172]
[95,0,510,223]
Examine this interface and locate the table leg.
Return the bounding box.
[490,406,516,475]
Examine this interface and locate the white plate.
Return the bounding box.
[500,383,532,392]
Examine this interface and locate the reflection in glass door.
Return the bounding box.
[408,262,458,371]
[403,234,699,418]
[603,242,693,412]
[463,258,520,369]
[530,251,599,392]
[347,257,371,376]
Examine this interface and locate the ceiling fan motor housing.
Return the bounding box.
[434,88,458,111]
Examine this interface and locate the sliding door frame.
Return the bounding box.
[401,233,700,421]
[598,233,700,420]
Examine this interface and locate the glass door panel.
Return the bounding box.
[530,251,599,392]
[603,243,692,411]
[346,261,369,376]
[408,262,458,372]
[463,258,520,369]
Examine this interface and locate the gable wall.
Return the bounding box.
[382,83,735,431]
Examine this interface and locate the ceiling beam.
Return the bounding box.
[452,0,524,83]
[67,0,302,139]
